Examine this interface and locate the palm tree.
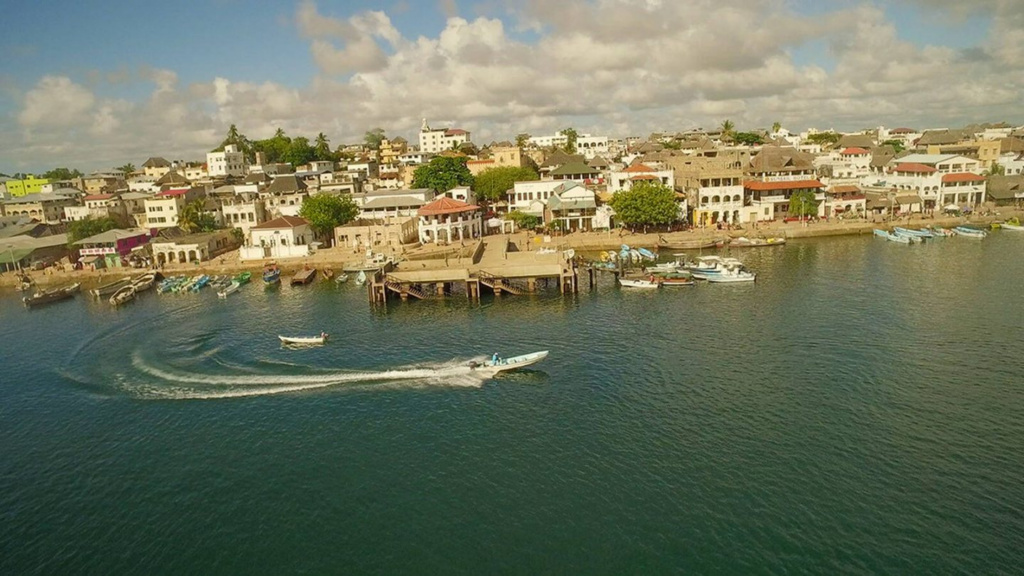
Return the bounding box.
[314,132,331,161]
[274,127,286,140]
[772,121,781,134]
[720,119,736,142]
[117,163,135,175]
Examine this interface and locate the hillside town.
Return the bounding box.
[2,119,1024,275]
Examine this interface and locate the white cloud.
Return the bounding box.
[18,76,96,127]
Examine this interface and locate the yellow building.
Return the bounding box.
[5,176,51,197]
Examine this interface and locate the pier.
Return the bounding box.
[368,236,578,305]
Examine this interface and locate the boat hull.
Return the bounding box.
[279,335,328,345]
[470,351,549,376]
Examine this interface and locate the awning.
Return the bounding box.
[0,248,33,264]
[79,255,101,263]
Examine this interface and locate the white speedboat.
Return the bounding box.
[619,278,660,289]
[469,351,549,376]
[335,273,349,284]
[279,333,329,345]
[217,281,240,298]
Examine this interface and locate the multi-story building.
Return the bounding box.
[3,192,79,223]
[144,187,205,229]
[82,172,126,194]
[352,188,435,220]
[418,119,471,154]
[874,154,986,210]
[142,157,173,179]
[207,144,247,177]
[607,163,675,193]
[744,146,825,221]
[221,194,267,237]
[4,175,51,198]
[63,193,128,222]
[379,137,408,167]
[528,133,609,159]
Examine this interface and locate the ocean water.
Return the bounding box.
[1,234,1022,574]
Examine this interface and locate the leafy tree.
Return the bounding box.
[474,166,539,202]
[733,132,764,146]
[42,167,83,181]
[515,133,531,148]
[772,121,782,134]
[313,132,333,162]
[662,140,682,150]
[807,132,841,146]
[178,199,218,233]
[608,181,680,229]
[720,119,735,140]
[458,142,479,156]
[364,128,386,150]
[788,189,819,218]
[284,137,315,167]
[251,128,291,164]
[67,216,119,246]
[299,193,358,243]
[504,210,540,230]
[213,123,251,158]
[116,163,135,175]
[411,156,474,192]
[560,127,579,154]
[881,139,906,153]
[986,161,1006,176]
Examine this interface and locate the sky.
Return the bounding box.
[1,0,1022,173]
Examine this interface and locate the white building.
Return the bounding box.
[416,196,482,244]
[240,216,313,260]
[528,133,609,159]
[418,119,471,154]
[222,196,267,236]
[207,144,247,177]
[508,181,567,218]
[873,154,986,210]
[144,188,196,229]
[353,188,435,220]
[608,163,675,193]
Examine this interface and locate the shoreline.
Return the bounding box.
[2,211,1016,290]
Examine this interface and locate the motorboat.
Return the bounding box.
[873,229,911,244]
[636,247,657,261]
[1000,217,1024,231]
[619,278,660,288]
[646,262,679,273]
[468,351,548,377]
[190,275,210,292]
[705,269,756,283]
[335,273,350,284]
[661,277,696,287]
[891,229,923,242]
[23,282,80,308]
[279,333,329,345]
[263,264,281,284]
[893,227,934,239]
[109,285,137,306]
[217,281,240,298]
[234,271,252,285]
[954,226,987,238]
[355,270,367,285]
[729,237,786,248]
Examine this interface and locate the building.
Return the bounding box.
[4,175,51,198]
[64,193,128,223]
[417,196,482,244]
[545,183,597,232]
[260,175,309,218]
[2,192,79,224]
[607,163,675,193]
[151,229,236,266]
[379,137,408,166]
[142,157,173,179]
[334,218,418,252]
[207,144,247,177]
[74,228,151,269]
[221,194,267,237]
[352,188,435,220]
[985,175,1024,207]
[548,161,603,184]
[872,154,986,210]
[825,185,867,217]
[82,172,126,194]
[418,119,471,154]
[508,181,568,218]
[239,216,313,261]
[144,187,205,229]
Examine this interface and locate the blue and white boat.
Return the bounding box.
[190,275,210,292]
[263,264,282,284]
[954,226,987,238]
[637,247,657,261]
[873,229,912,244]
[894,227,934,239]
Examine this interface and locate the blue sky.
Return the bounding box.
[1,0,1020,172]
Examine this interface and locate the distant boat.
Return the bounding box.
[660,277,695,287]
[90,277,131,297]
[217,282,240,298]
[636,247,657,260]
[355,270,367,285]
[657,239,725,251]
[954,226,987,238]
[190,275,210,292]
[619,278,660,289]
[873,229,911,244]
[109,285,137,306]
[263,264,281,284]
[132,273,157,292]
[1000,217,1024,231]
[335,273,349,284]
[321,267,334,280]
[893,227,933,239]
[279,333,329,345]
[23,282,80,308]
[730,237,786,248]
[705,269,756,283]
[468,350,548,377]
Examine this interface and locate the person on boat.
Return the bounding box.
[492,352,500,365]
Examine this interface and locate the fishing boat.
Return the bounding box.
[217,281,240,298]
[729,237,786,248]
[619,278,660,289]
[1000,217,1024,231]
[278,332,329,345]
[954,226,987,238]
[657,239,726,251]
[468,350,549,376]
[636,247,657,261]
[23,282,80,308]
[109,285,137,306]
[893,227,934,239]
[335,273,349,284]
[891,229,923,243]
[234,271,252,285]
[873,229,912,244]
[132,273,157,292]
[90,277,131,297]
[190,275,210,292]
[263,263,281,284]
[355,270,367,285]
[647,262,680,273]
[661,277,696,287]
[291,267,317,286]
[705,269,756,283]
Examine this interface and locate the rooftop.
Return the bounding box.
[744,179,824,191]
[417,196,480,216]
[252,216,310,230]
[74,228,150,245]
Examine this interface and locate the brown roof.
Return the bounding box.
[417,196,480,217]
[893,163,937,174]
[744,179,824,191]
[624,163,656,173]
[941,173,985,183]
[748,146,815,173]
[265,174,308,194]
[252,216,309,230]
[831,185,861,194]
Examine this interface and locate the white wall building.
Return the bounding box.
[207,144,247,177]
[528,133,609,159]
[607,163,675,193]
[240,216,313,260]
[416,197,482,244]
[418,119,471,154]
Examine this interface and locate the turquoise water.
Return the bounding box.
[1,234,1022,574]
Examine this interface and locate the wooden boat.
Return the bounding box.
[263,264,281,284]
[619,278,660,289]
[132,273,157,292]
[109,285,137,306]
[468,350,549,376]
[23,282,80,308]
[661,277,696,287]
[279,332,329,345]
[90,277,131,297]
[657,239,725,251]
[291,267,317,285]
[729,237,786,248]
[355,270,367,285]
[335,273,349,284]
[873,229,911,244]
[190,275,210,292]
[321,267,334,280]
[954,226,987,238]
[893,227,934,239]
[217,282,240,298]
[235,271,252,285]
[930,226,955,237]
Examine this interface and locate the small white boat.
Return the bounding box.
[132,273,157,292]
[468,351,549,376]
[355,270,367,285]
[619,278,660,289]
[279,333,329,345]
[705,269,756,283]
[109,285,137,306]
[217,281,240,298]
[335,273,349,284]
[647,262,679,273]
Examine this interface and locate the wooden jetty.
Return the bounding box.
[290,267,317,286]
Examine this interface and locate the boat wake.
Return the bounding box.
[120,353,487,400]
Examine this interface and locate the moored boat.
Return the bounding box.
[132,272,157,292]
[190,275,210,292]
[930,226,956,237]
[234,271,252,285]
[321,267,334,280]
[619,278,660,289]
[90,277,131,297]
[661,277,696,287]
[954,226,987,238]
[23,283,80,308]
[730,236,786,248]
[893,227,934,239]
[279,332,329,345]
[873,229,912,244]
[636,247,657,261]
[705,269,756,283]
[217,282,240,298]
[468,350,549,376]
[109,285,137,306]
[1000,217,1024,231]
[263,264,281,284]
[657,239,726,251]
[355,270,367,285]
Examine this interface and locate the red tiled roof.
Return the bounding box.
[841,147,869,155]
[624,163,655,173]
[744,179,824,191]
[941,173,985,183]
[156,188,190,197]
[892,163,937,174]
[252,216,309,230]
[84,194,114,201]
[417,196,480,217]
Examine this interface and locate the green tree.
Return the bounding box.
[474,166,539,202]
[608,181,680,230]
[881,139,906,153]
[364,128,386,150]
[733,132,764,146]
[284,137,315,167]
[42,167,83,181]
[788,190,819,218]
[299,193,359,243]
[807,132,841,147]
[116,163,135,175]
[313,132,332,162]
[504,210,540,230]
[986,161,1006,176]
[67,216,119,246]
[178,199,218,233]
[515,133,531,148]
[411,156,474,192]
[720,119,736,140]
[772,121,782,134]
[251,128,291,164]
[560,127,579,154]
